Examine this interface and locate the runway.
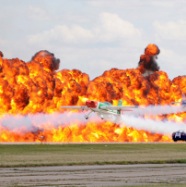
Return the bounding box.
[1,164,186,186]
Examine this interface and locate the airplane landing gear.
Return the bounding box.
[100,115,104,120]
[84,111,93,120]
[85,115,89,120]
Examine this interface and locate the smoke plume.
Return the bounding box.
[120,114,186,136]
[138,43,160,76]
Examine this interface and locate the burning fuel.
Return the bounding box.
[0,45,185,143]
[0,112,102,142]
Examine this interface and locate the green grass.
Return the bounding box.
[0,143,186,167]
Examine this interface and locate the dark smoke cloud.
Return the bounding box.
[31,50,60,71]
[138,44,160,76]
[0,51,3,57]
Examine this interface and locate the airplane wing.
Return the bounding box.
[100,106,137,111]
[61,106,89,110]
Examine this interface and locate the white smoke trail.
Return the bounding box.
[128,105,186,116]
[120,114,186,136]
[1,110,185,138]
[0,112,101,133]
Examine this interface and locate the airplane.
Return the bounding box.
[61,99,137,121]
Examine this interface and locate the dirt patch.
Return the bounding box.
[1,164,186,186]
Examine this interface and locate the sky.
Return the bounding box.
[0,0,186,80]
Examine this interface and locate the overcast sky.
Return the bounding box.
[1,0,186,80]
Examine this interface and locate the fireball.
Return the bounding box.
[0,48,185,143]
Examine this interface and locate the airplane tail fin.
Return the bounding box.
[118,99,123,106]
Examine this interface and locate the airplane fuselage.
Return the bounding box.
[90,101,121,114]
[91,107,120,115]
[85,101,121,121]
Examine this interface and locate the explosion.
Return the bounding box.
[0,46,185,143]
[138,43,160,76]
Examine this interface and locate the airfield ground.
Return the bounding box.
[1,164,186,187]
[0,143,186,187]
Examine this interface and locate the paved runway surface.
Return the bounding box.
[1,164,186,186]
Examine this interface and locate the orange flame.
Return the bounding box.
[145,43,160,56]
[0,51,185,143]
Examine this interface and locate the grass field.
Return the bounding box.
[0,143,186,167]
